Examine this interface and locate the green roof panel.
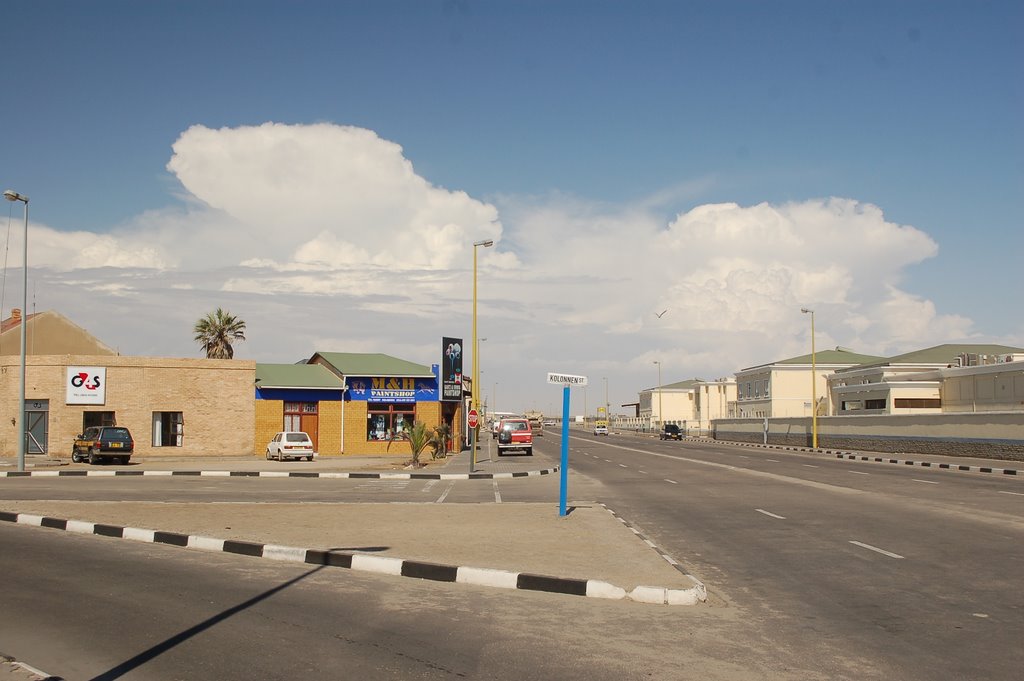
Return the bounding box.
[256,363,344,389]
[312,352,434,377]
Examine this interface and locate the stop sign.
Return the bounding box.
[468,409,479,428]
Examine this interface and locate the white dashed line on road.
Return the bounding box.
[766,459,779,462]
[802,464,819,468]
[493,480,502,503]
[664,479,678,484]
[912,479,939,485]
[998,490,1024,496]
[849,540,904,559]
[755,508,786,519]
[619,464,628,468]
[848,471,870,475]
[435,481,456,503]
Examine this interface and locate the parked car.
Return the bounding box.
[266,431,316,461]
[72,426,134,465]
[496,418,533,456]
[660,424,683,440]
[593,421,609,436]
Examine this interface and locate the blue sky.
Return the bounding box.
[2,1,1021,414]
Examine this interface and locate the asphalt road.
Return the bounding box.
[1,433,1021,680]
[556,431,1024,681]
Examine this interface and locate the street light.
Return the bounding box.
[801,308,818,448]
[471,239,493,469]
[653,360,663,430]
[4,190,29,473]
[602,376,609,427]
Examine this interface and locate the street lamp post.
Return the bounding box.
[801,308,818,448]
[653,360,663,431]
[471,239,493,469]
[4,190,29,472]
[603,376,609,427]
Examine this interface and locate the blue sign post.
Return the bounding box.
[547,372,588,517]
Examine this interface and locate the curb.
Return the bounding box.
[725,441,1020,476]
[0,511,702,606]
[0,468,559,480]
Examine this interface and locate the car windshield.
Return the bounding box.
[503,421,527,431]
[286,433,311,442]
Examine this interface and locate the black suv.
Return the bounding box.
[72,426,134,464]
[659,424,682,441]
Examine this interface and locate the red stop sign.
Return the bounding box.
[468,409,479,428]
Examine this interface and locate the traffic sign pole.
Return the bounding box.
[559,385,570,516]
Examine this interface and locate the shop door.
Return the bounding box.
[25,399,49,455]
[300,413,319,451]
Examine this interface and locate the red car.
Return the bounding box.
[496,418,533,456]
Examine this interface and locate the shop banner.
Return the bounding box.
[442,337,463,401]
[66,366,106,405]
[347,377,438,403]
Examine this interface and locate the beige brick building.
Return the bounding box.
[1,353,256,458]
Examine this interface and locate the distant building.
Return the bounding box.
[735,348,885,418]
[828,344,1024,415]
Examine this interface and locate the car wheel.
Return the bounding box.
[72,451,81,463]
[306,456,313,462]
[266,449,272,460]
[525,448,533,456]
[88,449,99,465]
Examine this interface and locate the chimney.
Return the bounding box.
[11,308,21,321]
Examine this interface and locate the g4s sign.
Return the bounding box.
[66,366,107,405]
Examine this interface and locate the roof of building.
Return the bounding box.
[310,352,434,377]
[742,348,886,371]
[845,343,1024,371]
[640,378,704,392]
[0,309,117,356]
[256,363,344,389]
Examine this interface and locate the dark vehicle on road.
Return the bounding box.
[660,424,682,441]
[72,426,134,464]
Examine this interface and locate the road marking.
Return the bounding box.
[664,479,678,484]
[802,464,819,468]
[766,459,779,462]
[739,455,749,459]
[755,508,786,519]
[912,479,939,485]
[619,464,628,468]
[639,470,648,474]
[435,481,456,503]
[492,480,502,503]
[848,470,870,475]
[849,540,904,559]
[604,459,613,463]
[998,490,1024,497]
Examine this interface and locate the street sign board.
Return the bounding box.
[468,409,479,428]
[547,372,588,386]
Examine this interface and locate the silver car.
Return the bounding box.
[266,431,316,461]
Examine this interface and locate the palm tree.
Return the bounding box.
[193,308,246,359]
[405,420,434,467]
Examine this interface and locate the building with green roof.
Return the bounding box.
[828,344,1024,415]
[255,352,462,458]
[735,347,886,419]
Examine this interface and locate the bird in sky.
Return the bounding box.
[655,309,668,318]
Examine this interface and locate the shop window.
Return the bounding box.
[153,412,184,447]
[894,398,941,409]
[284,402,318,432]
[83,411,116,430]
[864,399,886,410]
[367,403,416,441]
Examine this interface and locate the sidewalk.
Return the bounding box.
[0,447,701,599]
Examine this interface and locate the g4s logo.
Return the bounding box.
[71,372,102,391]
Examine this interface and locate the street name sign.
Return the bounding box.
[547,372,588,386]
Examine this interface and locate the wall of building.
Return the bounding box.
[712,413,1024,460]
[2,355,255,457]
